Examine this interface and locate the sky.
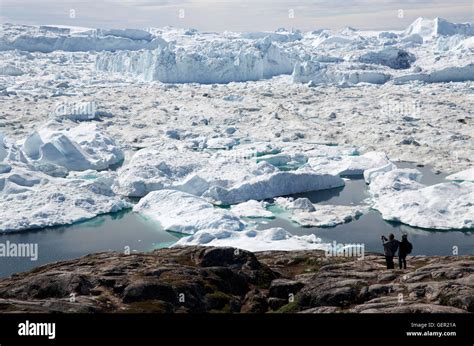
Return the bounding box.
[0,0,472,32]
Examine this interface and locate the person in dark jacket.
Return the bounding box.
[398,234,413,269]
[381,233,399,269]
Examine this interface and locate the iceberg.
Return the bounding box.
[0,165,130,232]
[21,123,124,172]
[290,205,366,227]
[133,190,245,234]
[0,24,167,52]
[308,152,391,177]
[96,38,294,84]
[230,200,274,218]
[203,169,345,205]
[174,227,326,252]
[373,182,474,230]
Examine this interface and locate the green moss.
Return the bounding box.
[274,301,301,313]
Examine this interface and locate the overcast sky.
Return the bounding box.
[0,0,472,31]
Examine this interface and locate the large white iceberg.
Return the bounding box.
[374,181,474,230]
[203,168,345,205]
[133,189,245,234]
[96,38,294,84]
[0,166,130,232]
[308,152,391,177]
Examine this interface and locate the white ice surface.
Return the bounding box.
[174,227,326,252]
[230,200,274,218]
[0,165,130,232]
[133,189,245,235]
[446,167,474,182]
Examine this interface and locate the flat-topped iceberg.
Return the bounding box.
[0,166,130,232]
[367,166,474,230]
[374,181,474,230]
[230,200,274,218]
[309,152,391,177]
[203,168,345,205]
[290,205,366,227]
[96,38,294,84]
[133,190,245,235]
[174,227,326,252]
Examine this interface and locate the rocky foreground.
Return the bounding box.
[0,247,472,313]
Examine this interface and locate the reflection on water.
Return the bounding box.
[0,162,471,278]
[261,163,472,257]
[0,210,180,278]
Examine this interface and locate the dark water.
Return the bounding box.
[0,210,180,278]
[260,164,474,257]
[0,163,472,278]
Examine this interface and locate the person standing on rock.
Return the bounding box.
[381,234,399,269]
[398,234,413,269]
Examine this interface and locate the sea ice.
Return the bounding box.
[203,168,345,205]
[174,227,326,252]
[373,182,474,230]
[308,152,391,177]
[133,190,245,234]
[0,165,130,232]
[290,205,366,227]
[446,167,474,182]
[230,200,274,218]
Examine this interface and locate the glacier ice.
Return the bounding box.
[230,200,274,218]
[96,38,294,84]
[446,167,474,182]
[133,190,245,235]
[174,227,325,252]
[0,165,130,232]
[203,168,345,205]
[308,152,391,177]
[290,205,366,227]
[373,181,474,230]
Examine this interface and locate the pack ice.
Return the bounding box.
[367,166,474,230]
[0,122,128,232]
[91,17,474,85]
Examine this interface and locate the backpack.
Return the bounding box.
[405,241,413,254]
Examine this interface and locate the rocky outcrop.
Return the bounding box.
[0,247,472,313]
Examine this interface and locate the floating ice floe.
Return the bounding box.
[230,200,274,218]
[0,165,130,232]
[203,168,345,205]
[174,227,326,252]
[274,197,316,212]
[366,166,474,230]
[290,205,366,227]
[308,151,391,177]
[0,64,24,76]
[133,190,245,235]
[446,167,474,182]
[373,181,474,230]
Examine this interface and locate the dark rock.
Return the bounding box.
[122,281,176,304]
[269,279,304,299]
